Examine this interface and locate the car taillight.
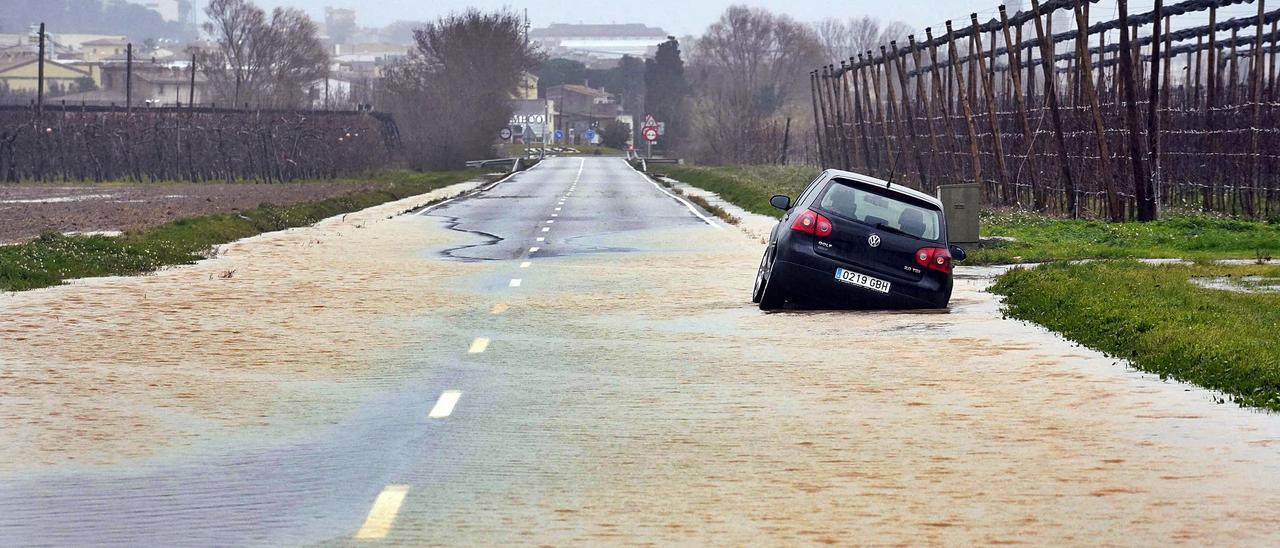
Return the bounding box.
[791,209,833,237]
[915,247,952,274]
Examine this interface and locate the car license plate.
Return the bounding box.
[835,268,891,294]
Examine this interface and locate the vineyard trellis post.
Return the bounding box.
[1029,0,1078,218]
[945,20,983,193]
[1147,0,1165,221]
[37,23,46,115]
[970,13,1010,205]
[126,43,133,114]
[810,71,826,167]
[1248,0,1266,218]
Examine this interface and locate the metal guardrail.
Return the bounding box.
[464,157,523,173]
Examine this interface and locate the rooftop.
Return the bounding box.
[531,23,667,39]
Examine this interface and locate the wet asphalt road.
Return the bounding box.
[0,157,725,546]
[4,157,1280,546]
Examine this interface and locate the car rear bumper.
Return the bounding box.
[771,253,952,309]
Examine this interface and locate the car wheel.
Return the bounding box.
[758,259,786,311]
[752,249,769,304]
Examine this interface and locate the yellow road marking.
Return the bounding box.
[428,390,463,418]
[491,303,508,315]
[469,337,491,353]
[354,485,410,539]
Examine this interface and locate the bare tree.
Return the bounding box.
[814,16,913,62]
[199,0,328,109]
[688,5,825,164]
[384,9,542,170]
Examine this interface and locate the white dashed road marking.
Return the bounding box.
[529,247,540,253]
[468,337,490,353]
[491,303,508,315]
[520,261,531,268]
[355,485,410,539]
[509,278,523,287]
[428,390,463,418]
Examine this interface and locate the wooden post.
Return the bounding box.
[126,43,133,113]
[909,36,943,189]
[869,51,895,177]
[810,71,826,167]
[189,53,197,109]
[1247,0,1266,217]
[946,20,983,190]
[850,57,875,170]
[36,23,45,114]
[925,28,962,179]
[816,68,833,167]
[971,13,1010,204]
[1030,0,1079,217]
[881,46,908,179]
[1204,6,1218,211]
[1000,6,1040,209]
[1083,0,1127,222]
[891,41,930,187]
[1195,35,1204,107]
[1143,0,1164,220]
[1269,20,1279,102]
[839,63,857,170]
[857,55,881,172]
[831,63,852,170]
[1229,28,1240,106]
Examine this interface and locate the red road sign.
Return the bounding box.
[642,127,659,142]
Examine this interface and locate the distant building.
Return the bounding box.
[325,7,358,44]
[121,0,197,26]
[530,23,668,62]
[80,37,131,63]
[544,84,622,144]
[94,61,208,106]
[0,58,91,93]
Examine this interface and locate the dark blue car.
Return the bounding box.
[753,169,967,310]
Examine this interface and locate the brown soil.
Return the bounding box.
[0,181,388,244]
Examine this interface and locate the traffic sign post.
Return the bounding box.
[642,114,661,159]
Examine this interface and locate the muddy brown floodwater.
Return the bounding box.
[2,173,1279,545]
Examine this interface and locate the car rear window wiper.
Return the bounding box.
[874,222,923,240]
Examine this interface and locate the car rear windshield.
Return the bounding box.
[816,178,943,241]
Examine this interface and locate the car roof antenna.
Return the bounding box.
[884,144,905,189]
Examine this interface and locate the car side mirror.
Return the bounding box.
[950,245,968,262]
[769,195,791,210]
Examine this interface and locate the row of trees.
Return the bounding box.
[198,0,329,110]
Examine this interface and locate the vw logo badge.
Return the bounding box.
[868,234,881,248]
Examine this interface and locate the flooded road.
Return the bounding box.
[2,157,1279,545]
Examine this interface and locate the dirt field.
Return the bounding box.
[0,181,390,245]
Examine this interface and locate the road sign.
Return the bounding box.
[642,127,659,143]
[584,129,596,142]
[499,127,512,140]
[554,129,564,141]
[643,114,658,129]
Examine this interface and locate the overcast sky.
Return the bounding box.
[250,0,1014,36]
[246,1,1262,39]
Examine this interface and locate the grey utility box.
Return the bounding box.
[936,184,981,244]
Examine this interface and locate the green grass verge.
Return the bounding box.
[656,165,817,218]
[972,210,1280,265]
[0,170,483,292]
[659,165,1280,264]
[990,261,1280,410]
